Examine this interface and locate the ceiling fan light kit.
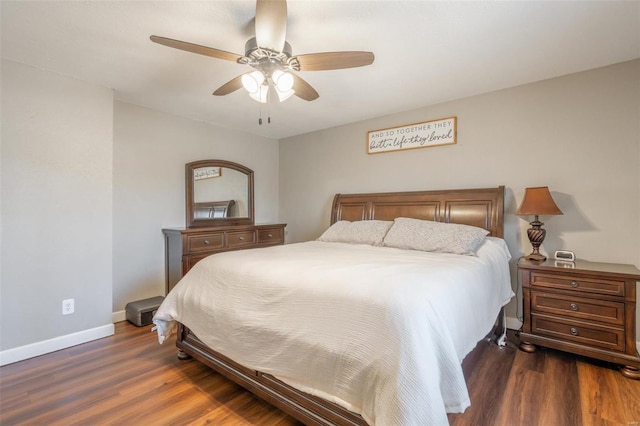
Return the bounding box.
[240,67,295,104]
[150,0,375,108]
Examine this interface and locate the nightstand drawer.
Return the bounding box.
[530,272,624,297]
[531,291,624,326]
[187,233,225,252]
[257,228,284,245]
[226,230,256,248]
[531,313,625,352]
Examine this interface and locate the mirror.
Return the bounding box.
[186,160,254,228]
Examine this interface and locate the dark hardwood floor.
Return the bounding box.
[1,321,639,425]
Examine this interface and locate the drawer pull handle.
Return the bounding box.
[570,327,578,336]
[204,240,210,245]
[239,236,245,241]
[267,234,273,238]
[570,281,578,288]
[570,303,578,311]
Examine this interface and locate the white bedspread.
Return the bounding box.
[153,237,513,425]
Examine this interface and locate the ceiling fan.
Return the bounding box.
[150,0,374,103]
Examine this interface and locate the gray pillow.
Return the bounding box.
[383,217,489,255]
[317,220,394,246]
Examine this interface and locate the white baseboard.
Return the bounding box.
[506,316,522,331]
[112,310,126,323]
[0,323,114,366]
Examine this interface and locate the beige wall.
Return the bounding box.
[0,66,280,363]
[112,102,280,312]
[279,59,640,327]
[1,59,114,355]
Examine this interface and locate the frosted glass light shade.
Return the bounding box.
[249,84,269,103]
[241,71,265,94]
[276,88,295,102]
[272,70,294,92]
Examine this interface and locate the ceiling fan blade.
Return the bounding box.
[255,0,287,52]
[213,75,244,96]
[150,35,242,63]
[292,74,319,101]
[294,51,375,71]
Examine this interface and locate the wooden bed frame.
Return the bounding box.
[175,186,506,425]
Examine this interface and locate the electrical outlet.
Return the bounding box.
[62,299,74,315]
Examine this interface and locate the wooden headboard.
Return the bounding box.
[331,186,505,238]
[193,200,235,219]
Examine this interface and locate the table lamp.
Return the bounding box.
[516,186,563,261]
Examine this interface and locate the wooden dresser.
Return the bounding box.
[518,257,640,379]
[163,223,286,292]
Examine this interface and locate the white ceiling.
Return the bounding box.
[2,1,639,140]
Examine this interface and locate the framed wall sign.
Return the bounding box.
[367,116,457,154]
[193,166,222,180]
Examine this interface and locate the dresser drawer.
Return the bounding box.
[257,228,284,245]
[531,313,625,352]
[530,272,624,297]
[164,224,286,293]
[187,233,225,252]
[531,291,624,326]
[183,253,211,274]
[226,230,256,248]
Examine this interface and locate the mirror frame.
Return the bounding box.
[186,159,254,228]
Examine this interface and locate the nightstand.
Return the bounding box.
[518,258,640,379]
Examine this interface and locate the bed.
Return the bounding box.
[193,200,235,218]
[153,186,512,425]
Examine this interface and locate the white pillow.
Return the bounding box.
[317,220,394,246]
[383,217,489,255]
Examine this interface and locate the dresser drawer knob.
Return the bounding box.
[267,233,273,238]
[239,236,245,241]
[570,281,578,288]
[204,240,210,245]
[570,303,578,311]
[570,327,578,336]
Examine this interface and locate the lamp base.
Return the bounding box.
[524,253,547,261]
[525,217,547,262]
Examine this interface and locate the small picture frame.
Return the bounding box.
[194,167,222,180]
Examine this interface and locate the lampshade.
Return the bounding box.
[516,187,563,216]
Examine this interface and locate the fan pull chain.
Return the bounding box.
[268,87,272,124]
[258,86,272,125]
[256,84,278,125]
